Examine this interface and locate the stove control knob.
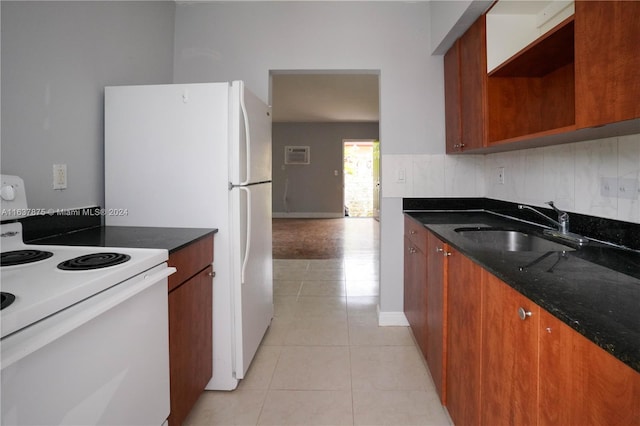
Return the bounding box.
[1,185,16,201]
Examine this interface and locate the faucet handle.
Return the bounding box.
[546,201,569,233]
[545,201,565,217]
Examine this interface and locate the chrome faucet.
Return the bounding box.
[546,201,571,234]
[518,201,568,233]
[517,202,588,246]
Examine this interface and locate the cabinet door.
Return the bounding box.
[459,14,487,151]
[446,249,482,426]
[168,265,213,426]
[425,232,446,402]
[481,271,539,426]
[539,310,640,425]
[404,236,428,356]
[444,40,462,153]
[575,0,640,128]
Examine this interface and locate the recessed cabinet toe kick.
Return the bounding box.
[403,214,640,425]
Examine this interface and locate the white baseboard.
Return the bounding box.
[273,212,344,219]
[377,310,409,327]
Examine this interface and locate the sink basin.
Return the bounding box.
[454,227,575,252]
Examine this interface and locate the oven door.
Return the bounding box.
[1,263,175,426]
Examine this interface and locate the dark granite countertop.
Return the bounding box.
[28,225,217,254]
[404,205,640,373]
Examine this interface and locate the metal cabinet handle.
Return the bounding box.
[410,230,417,235]
[436,247,451,256]
[208,271,216,278]
[518,307,532,320]
[452,143,466,150]
[408,247,417,254]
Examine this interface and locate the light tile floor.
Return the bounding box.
[184,220,452,426]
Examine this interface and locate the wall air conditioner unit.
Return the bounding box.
[284,146,310,165]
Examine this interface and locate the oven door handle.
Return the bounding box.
[1,266,176,370]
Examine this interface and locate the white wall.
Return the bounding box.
[384,133,640,224]
[485,135,640,224]
[1,1,175,210]
[272,122,379,216]
[429,0,492,54]
[173,1,442,317]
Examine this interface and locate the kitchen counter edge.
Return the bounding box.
[405,209,640,373]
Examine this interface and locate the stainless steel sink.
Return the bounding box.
[454,227,575,252]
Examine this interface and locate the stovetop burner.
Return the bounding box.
[1,250,54,267]
[1,292,16,310]
[57,252,131,271]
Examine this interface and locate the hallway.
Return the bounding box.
[184,218,450,425]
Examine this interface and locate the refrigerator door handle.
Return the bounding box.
[239,186,251,284]
[239,83,251,186]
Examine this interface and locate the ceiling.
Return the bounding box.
[270,73,380,123]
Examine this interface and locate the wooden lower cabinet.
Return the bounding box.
[168,266,213,425]
[425,232,446,402]
[446,249,482,426]
[402,216,640,425]
[539,310,640,425]
[167,235,214,426]
[481,271,539,426]
[403,216,447,402]
[404,235,428,356]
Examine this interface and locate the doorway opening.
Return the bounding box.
[343,139,379,218]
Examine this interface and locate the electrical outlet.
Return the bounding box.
[53,164,67,190]
[618,177,639,200]
[396,168,406,183]
[600,177,618,198]
[497,167,505,184]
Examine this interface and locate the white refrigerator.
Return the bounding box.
[104,81,273,390]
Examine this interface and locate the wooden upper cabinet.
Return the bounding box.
[444,40,462,153]
[486,16,576,145]
[538,310,640,426]
[444,15,487,153]
[459,14,487,152]
[574,0,640,129]
[443,0,639,154]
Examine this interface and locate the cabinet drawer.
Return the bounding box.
[168,234,214,292]
[404,215,428,253]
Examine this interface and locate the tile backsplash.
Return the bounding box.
[382,133,640,224]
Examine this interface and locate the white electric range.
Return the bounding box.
[0,175,175,426]
[1,222,170,338]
